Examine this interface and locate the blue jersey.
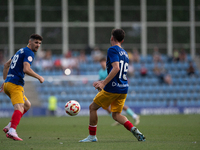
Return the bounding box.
[104,45,129,94]
[5,47,35,86]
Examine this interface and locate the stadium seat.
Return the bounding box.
[31,54,200,110]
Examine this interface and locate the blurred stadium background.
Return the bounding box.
[0,0,200,117]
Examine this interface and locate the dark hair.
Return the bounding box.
[99,57,106,62]
[29,34,43,41]
[111,29,125,42]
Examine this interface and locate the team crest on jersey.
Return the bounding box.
[28,56,33,62]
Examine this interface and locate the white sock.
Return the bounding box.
[132,114,138,119]
[8,122,11,127]
[9,128,16,133]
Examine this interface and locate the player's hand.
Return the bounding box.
[93,81,98,87]
[93,81,101,91]
[0,83,4,93]
[38,76,44,83]
[94,81,105,92]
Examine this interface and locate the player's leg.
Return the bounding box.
[2,82,11,133]
[79,102,100,142]
[123,105,140,125]
[11,103,24,128]
[112,112,145,141]
[3,85,30,133]
[89,101,100,126]
[3,96,31,134]
[105,105,119,126]
[23,97,31,115]
[79,90,111,142]
[106,106,114,121]
[6,103,24,141]
[110,105,120,126]
[3,122,11,133]
[106,106,111,114]
[3,82,24,141]
[111,94,145,141]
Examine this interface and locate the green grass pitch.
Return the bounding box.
[0,114,200,150]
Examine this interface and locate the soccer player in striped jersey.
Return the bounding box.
[79,29,145,142]
[0,34,44,141]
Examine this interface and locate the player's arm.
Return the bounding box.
[3,59,11,80]
[23,62,44,83]
[102,61,119,86]
[1,59,11,92]
[94,61,119,90]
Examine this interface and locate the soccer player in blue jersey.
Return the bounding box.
[79,29,145,142]
[0,34,44,141]
[99,57,140,126]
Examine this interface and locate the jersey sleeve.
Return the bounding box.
[107,47,119,63]
[23,50,34,65]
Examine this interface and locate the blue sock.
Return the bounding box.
[109,113,112,118]
[126,108,137,119]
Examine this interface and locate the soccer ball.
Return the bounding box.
[65,100,81,116]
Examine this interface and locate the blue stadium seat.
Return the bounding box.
[0,95,3,101]
[33,54,200,109]
[146,55,153,63]
[177,100,188,107]
[1,102,7,109]
[86,55,93,63]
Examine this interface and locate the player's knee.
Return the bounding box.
[14,103,25,113]
[24,100,31,110]
[89,103,93,111]
[112,113,118,121]
[89,102,99,111]
[27,102,31,109]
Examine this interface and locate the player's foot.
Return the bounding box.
[111,121,120,126]
[3,127,9,133]
[79,135,98,142]
[3,124,10,133]
[134,116,140,126]
[6,131,23,141]
[131,127,145,141]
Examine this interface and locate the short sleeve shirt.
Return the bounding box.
[5,47,34,86]
[104,45,129,94]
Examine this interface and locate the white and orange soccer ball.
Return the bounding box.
[65,100,81,116]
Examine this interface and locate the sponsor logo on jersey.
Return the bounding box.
[112,81,129,87]
[7,74,14,77]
